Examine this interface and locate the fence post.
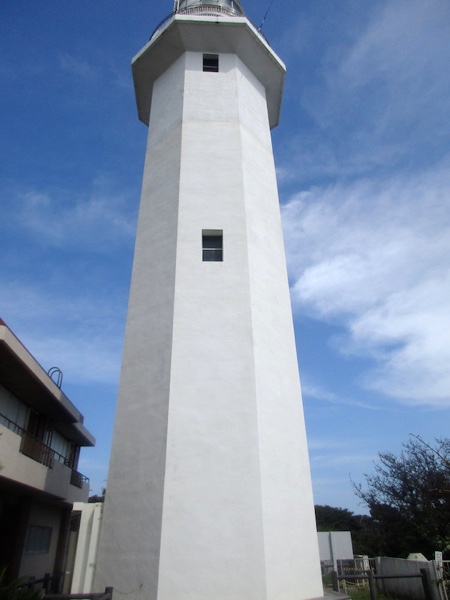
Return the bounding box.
[420,568,433,600]
[367,569,377,600]
[105,586,114,599]
[52,572,63,593]
[43,573,50,593]
[331,571,339,592]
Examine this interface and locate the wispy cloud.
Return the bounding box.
[58,53,132,90]
[59,53,102,81]
[279,0,450,409]
[0,279,126,386]
[3,176,137,252]
[283,161,450,407]
[338,1,449,105]
[29,334,122,385]
[302,381,379,410]
[280,0,450,185]
[327,0,449,135]
[302,383,339,404]
[311,453,373,468]
[308,438,353,452]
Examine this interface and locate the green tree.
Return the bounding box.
[315,505,356,532]
[354,436,450,558]
[88,487,106,503]
[0,567,43,600]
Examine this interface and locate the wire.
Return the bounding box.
[112,584,143,595]
[258,0,275,31]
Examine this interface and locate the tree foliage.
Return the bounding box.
[354,436,450,558]
[0,567,43,600]
[88,487,106,503]
[315,505,357,532]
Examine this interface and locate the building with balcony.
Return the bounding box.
[0,318,95,587]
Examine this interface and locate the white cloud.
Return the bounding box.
[311,453,373,468]
[301,382,339,404]
[302,381,380,410]
[328,1,449,127]
[283,161,450,407]
[59,54,101,81]
[28,333,122,386]
[58,53,132,91]
[282,0,450,184]
[0,280,126,386]
[339,1,450,99]
[308,438,352,452]
[11,178,137,251]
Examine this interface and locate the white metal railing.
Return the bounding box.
[176,5,242,17]
[149,5,247,42]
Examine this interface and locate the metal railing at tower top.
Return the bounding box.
[177,4,241,16]
[148,6,269,44]
[175,0,244,15]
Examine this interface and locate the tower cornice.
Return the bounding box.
[132,14,285,129]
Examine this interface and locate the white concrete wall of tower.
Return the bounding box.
[94,14,324,600]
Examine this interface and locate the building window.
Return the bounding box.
[202,231,223,262]
[203,54,219,72]
[24,525,52,554]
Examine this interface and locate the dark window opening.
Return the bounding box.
[24,526,52,554]
[203,54,219,73]
[203,232,223,262]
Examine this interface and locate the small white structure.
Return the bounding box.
[65,503,103,594]
[94,2,324,599]
[317,531,354,571]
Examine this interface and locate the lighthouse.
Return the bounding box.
[94,1,324,599]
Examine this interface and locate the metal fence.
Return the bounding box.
[44,590,113,600]
[332,568,433,600]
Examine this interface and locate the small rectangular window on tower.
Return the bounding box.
[202,231,223,262]
[203,54,219,73]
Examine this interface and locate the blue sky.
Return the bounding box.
[1,0,449,513]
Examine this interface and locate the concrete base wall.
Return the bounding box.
[70,503,103,593]
[376,557,446,600]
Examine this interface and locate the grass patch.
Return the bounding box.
[346,587,399,600]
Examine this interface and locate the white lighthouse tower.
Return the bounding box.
[95,2,324,599]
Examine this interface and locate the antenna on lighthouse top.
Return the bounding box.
[258,0,275,31]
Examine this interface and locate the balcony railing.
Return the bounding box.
[21,431,55,468]
[0,411,23,435]
[70,469,90,489]
[149,6,268,44]
[0,412,89,487]
[17,572,113,599]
